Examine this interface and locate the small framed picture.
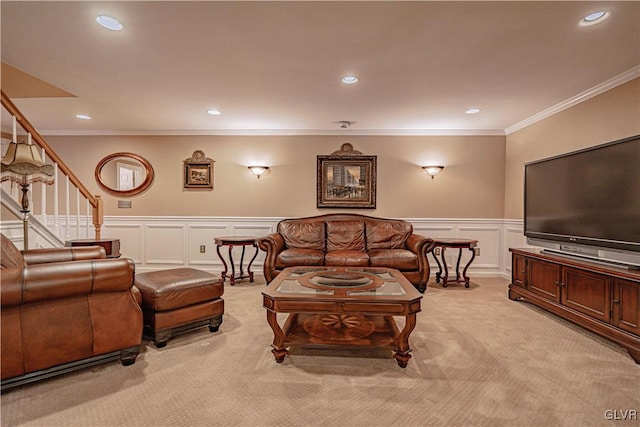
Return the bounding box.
[183,150,214,190]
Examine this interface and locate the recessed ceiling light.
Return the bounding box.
[465,108,481,114]
[76,114,91,120]
[96,15,123,31]
[207,109,221,115]
[342,75,359,84]
[580,11,609,26]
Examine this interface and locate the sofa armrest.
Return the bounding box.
[1,258,136,307]
[258,233,286,255]
[22,246,107,265]
[405,234,435,256]
[258,233,286,283]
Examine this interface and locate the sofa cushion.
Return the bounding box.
[365,220,412,250]
[368,249,418,270]
[276,248,325,268]
[324,250,369,267]
[326,220,365,252]
[279,221,325,251]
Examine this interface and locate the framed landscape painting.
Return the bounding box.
[317,153,376,209]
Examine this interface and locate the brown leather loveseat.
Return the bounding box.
[1,234,143,390]
[258,214,435,292]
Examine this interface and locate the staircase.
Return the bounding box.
[1,90,103,249]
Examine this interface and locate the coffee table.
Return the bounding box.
[262,266,422,367]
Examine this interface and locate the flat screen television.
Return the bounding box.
[524,134,640,268]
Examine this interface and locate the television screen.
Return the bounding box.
[525,135,640,253]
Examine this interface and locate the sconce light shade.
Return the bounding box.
[248,166,270,178]
[422,165,444,179]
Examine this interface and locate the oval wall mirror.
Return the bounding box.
[95,152,154,197]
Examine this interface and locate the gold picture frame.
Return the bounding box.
[183,150,214,190]
[317,143,376,209]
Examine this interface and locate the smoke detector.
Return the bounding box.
[334,120,356,129]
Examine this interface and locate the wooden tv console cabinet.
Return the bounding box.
[509,248,640,363]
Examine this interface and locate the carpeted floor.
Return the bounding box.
[1,276,638,427]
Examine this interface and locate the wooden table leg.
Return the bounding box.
[462,247,476,288]
[247,243,259,282]
[454,247,463,283]
[393,313,417,368]
[266,310,288,363]
[440,247,450,287]
[216,244,229,283]
[432,249,443,283]
[228,245,237,285]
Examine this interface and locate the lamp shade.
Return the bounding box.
[1,141,54,185]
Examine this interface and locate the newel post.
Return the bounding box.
[93,195,103,239]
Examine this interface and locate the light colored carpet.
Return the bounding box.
[1,276,638,427]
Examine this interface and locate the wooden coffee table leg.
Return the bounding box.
[393,313,417,368]
[266,310,288,363]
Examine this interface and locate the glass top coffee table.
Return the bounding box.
[262,266,422,367]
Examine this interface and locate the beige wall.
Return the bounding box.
[46,135,506,219]
[504,78,640,219]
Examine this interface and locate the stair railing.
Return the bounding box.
[1,89,103,242]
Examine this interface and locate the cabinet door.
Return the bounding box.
[528,259,561,302]
[561,267,610,322]
[612,278,640,335]
[512,254,526,288]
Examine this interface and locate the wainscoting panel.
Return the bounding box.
[410,219,506,277]
[9,216,526,278]
[98,217,281,274]
[102,223,144,264]
[186,224,229,267]
[145,224,186,265]
[458,226,501,270]
[503,220,529,277]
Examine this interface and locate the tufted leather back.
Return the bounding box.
[276,213,413,252]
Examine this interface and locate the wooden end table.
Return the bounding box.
[431,238,478,288]
[262,266,422,368]
[214,236,258,285]
[65,238,121,258]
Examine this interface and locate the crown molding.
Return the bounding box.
[505,66,640,135]
[38,128,506,137]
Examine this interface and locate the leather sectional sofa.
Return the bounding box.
[1,234,143,390]
[258,214,435,292]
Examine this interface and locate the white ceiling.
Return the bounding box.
[1,1,639,136]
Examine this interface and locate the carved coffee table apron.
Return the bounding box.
[262,266,422,368]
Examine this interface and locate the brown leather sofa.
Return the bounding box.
[1,234,143,390]
[258,214,435,292]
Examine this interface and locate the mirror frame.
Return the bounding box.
[95,152,154,197]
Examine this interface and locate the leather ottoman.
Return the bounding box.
[134,268,224,348]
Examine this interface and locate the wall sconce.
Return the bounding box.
[422,165,444,179]
[248,166,270,179]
